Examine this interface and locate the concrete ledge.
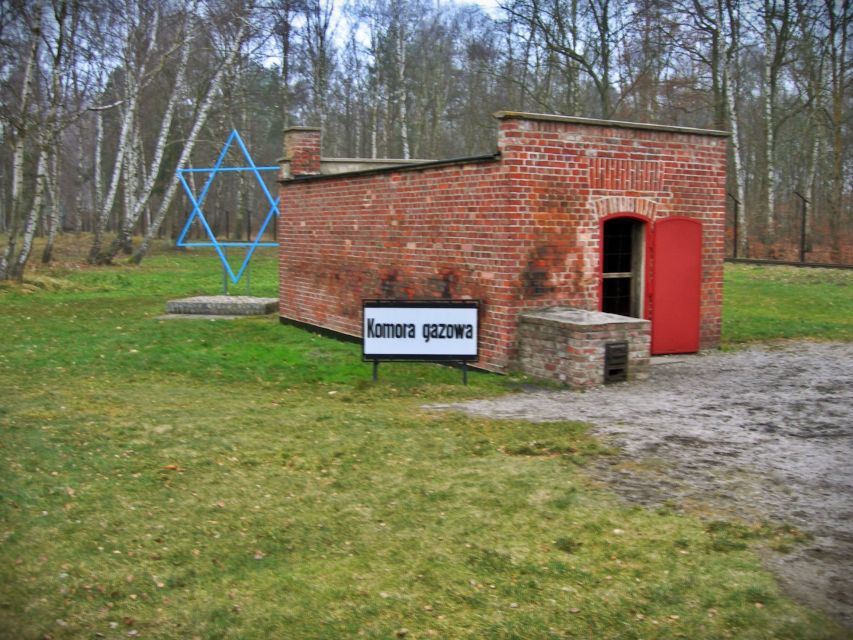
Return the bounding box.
[166,296,278,316]
[517,307,651,389]
[520,307,648,327]
[493,110,730,137]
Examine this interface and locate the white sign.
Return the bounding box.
[363,301,479,361]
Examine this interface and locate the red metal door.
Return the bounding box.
[651,218,702,354]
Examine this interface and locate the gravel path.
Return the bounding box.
[435,342,853,629]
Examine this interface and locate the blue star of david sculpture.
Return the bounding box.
[176,129,279,286]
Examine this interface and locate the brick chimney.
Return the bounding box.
[281,126,321,179]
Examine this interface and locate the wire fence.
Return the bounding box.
[726,192,852,267]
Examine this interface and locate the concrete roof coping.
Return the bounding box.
[493,111,730,138]
[278,152,500,183]
[319,157,433,163]
[520,307,650,326]
[283,125,322,133]
[277,157,431,164]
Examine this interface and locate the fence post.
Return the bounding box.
[793,191,809,264]
[727,192,741,259]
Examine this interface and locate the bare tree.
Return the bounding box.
[824,0,851,260]
[2,0,81,280]
[132,1,255,263]
[0,2,42,281]
[761,0,793,237]
[100,1,194,262]
[303,0,335,128]
[0,0,846,271]
[504,0,625,117]
[42,0,80,263]
[272,0,302,129]
[87,0,163,263]
[723,0,748,257]
[790,0,827,251]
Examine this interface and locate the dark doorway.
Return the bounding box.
[601,217,646,318]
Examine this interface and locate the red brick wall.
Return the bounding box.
[283,127,322,177]
[278,113,728,372]
[496,115,728,354]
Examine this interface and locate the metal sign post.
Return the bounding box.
[727,192,741,259]
[363,300,479,384]
[794,191,810,264]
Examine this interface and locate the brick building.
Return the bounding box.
[277,112,728,373]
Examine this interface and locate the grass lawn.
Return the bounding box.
[723,264,853,345]
[0,241,848,639]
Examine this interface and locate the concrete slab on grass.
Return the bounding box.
[165,295,278,316]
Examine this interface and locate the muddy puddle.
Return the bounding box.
[435,342,853,629]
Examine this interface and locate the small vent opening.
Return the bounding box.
[604,341,629,383]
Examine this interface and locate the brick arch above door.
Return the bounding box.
[591,196,658,220]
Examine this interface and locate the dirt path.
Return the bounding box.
[435,342,853,629]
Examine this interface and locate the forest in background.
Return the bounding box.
[1,0,851,281]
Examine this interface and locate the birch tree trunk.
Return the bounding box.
[763,12,776,237]
[0,5,42,281]
[40,0,73,264]
[93,110,104,231]
[727,79,747,256]
[369,37,381,159]
[395,11,410,159]
[41,145,62,263]
[104,10,192,262]
[132,14,252,264]
[73,131,85,232]
[120,118,141,249]
[371,92,379,158]
[8,147,48,281]
[724,0,747,257]
[761,0,792,243]
[87,85,137,262]
[88,2,161,264]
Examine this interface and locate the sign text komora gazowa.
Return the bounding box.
[362,301,479,361]
[366,318,474,343]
